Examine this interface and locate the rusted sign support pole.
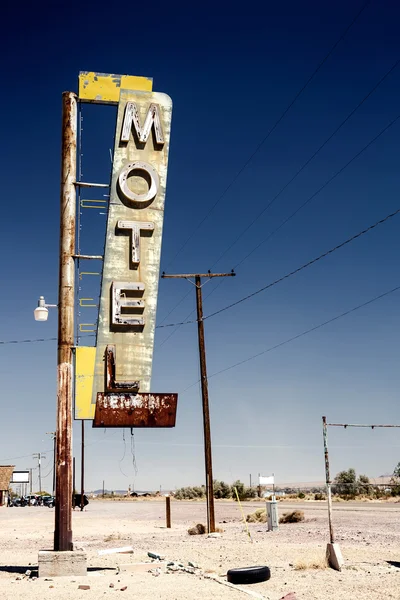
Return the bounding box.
[162,271,235,533]
[166,495,171,528]
[322,416,334,544]
[80,420,85,511]
[54,91,77,551]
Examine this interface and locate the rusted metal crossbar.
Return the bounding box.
[326,422,400,428]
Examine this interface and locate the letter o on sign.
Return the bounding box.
[118,161,159,205]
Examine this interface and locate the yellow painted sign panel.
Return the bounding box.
[75,346,96,419]
[78,72,153,104]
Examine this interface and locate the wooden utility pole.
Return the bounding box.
[55,91,77,551]
[162,271,236,533]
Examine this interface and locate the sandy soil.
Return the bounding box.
[1,499,399,599]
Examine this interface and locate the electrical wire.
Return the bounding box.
[156,205,400,330]
[163,0,371,271]
[0,334,95,346]
[5,205,398,349]
[212,58,400,268]
[180,284,400,393]
[156,113,400,344]
[202,206,400,323]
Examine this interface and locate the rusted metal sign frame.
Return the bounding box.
[78,72,153,104]
[93,393,178,428]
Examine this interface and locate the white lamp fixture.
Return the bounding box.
[34,296,57,322]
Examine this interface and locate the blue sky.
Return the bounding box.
[1,0,400,493]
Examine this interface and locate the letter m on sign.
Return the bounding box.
[120,102,165,146]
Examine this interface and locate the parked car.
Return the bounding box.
[42,495,55,508]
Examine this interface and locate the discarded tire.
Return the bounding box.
[227,565,271,585]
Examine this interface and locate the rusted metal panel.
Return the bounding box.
[91,90,173,405]
[78,72,153,104]
[105,345,139,392]
[93,393,178,428]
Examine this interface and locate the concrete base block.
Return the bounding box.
[326,543,344,571]
[38,550,87,578]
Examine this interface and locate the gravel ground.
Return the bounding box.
[1,499,399,599]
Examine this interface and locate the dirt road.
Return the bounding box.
[1,499,399,599]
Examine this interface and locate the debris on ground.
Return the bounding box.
[279,511,304,524]
[78,585,90,590]
[98,546,134,555]
[188,523,206,535]
[148,551,165,560]
[279,593,297,600]
[208,532,222,538]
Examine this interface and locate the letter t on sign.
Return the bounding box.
[117,220,154,268]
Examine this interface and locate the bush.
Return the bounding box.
[314,493,326,501]
[279,510,305,524]
[213,480,232,499]
[246,509,267,523]
[298,492,305,499]
[175,486,205,500]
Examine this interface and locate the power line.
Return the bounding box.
[163,0,371,271]
[234,113,400,270]
[4,205,398,348]
[0,334,95,347]
[2,205,399,348]
[181,284,400,392]
[212,58,400,268]
[156,205,400,331]
[203,207,400,322]
[156,112,400,346]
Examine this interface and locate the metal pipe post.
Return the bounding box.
[54,91,77,551]
[166,495,171,528]
[195,275,215,533]
[322,416,335,544]
[80,421,85,511]
[38,453,42,494]
[52,435,56,495]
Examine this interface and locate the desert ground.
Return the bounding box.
[0,498,399,599]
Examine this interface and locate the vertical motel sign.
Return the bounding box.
[90,86,177,427]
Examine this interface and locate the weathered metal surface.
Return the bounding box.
[322,416,335,544]
[121,102,164,144]
[78,72,153,104]
[111,281,146,327]
[92,90,172,406]
[54,92,76,551]
[105,345,140,392]
[74,346,96,420]
[117,220,154,267]
[93,393,178,427]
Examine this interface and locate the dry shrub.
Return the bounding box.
[279,510,305,524]
[188,523,206,535]
[294,555,327,570]
[246,509,267,523]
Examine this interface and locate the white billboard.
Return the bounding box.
[11,471,29,484]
